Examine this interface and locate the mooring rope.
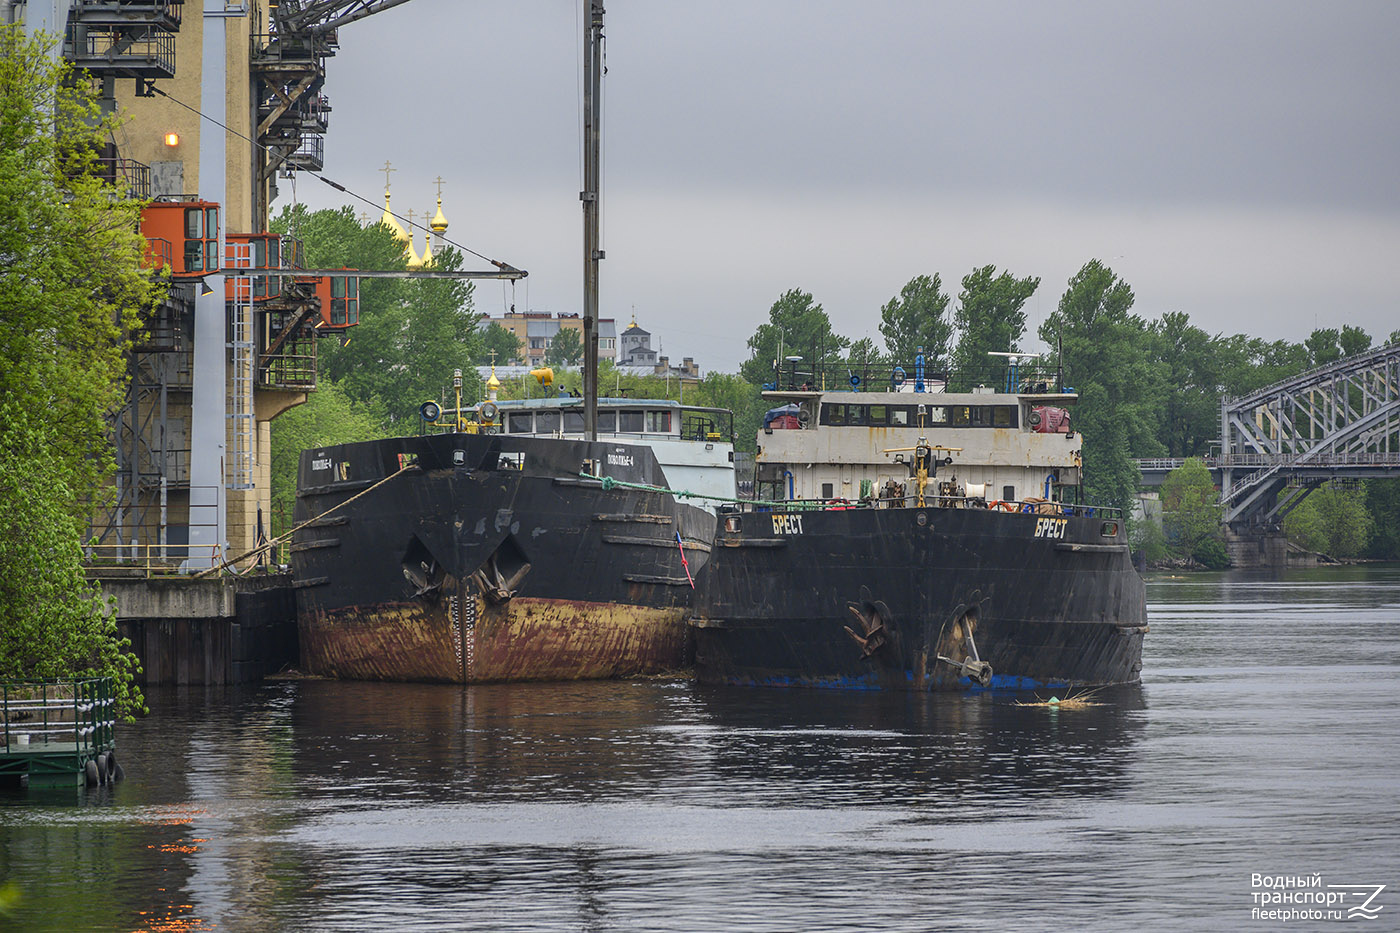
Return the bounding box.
[196,464,418,577]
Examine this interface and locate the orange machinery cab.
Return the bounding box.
[298,271,359,330]
[224,233,286,301]
[140,200,220,277]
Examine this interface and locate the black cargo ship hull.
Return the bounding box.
[293,432,714,682]
[691,505,1147,691]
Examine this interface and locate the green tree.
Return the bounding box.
[0,26,162,715]
[740,289,849,388]
[1303,328,1343,367]
[272,206,484,423]
[1160,458,1223,561]
[1038,260,1165,515]
[545,327,583,366]
[1363,479,1400,560]
[949,265,1039,391]
[477,320,524,365]
[1150,312,1223,457]
[268,382,385,537]
[1284,485,1373,558]
[878,274,952,370]
[1339,324,1372,358]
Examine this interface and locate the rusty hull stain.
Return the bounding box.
[299,587,690,683]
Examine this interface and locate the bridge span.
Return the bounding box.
[1135,342,1400,555]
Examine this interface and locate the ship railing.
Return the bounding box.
[739,496,1123,519]
[763,360,1069,395]
[1,679,115,755]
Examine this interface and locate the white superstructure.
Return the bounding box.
[754,388,1082,506]
[486,397,737,509]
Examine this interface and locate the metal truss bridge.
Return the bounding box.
[1136,342,1400,528]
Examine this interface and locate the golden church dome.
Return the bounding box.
[430,194,449,234]
[381,191,409,243]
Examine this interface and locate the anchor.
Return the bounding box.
[471,552,532,604]
[844,586,893,658]
[937,612,993,686]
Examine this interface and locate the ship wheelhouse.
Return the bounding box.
[479,397,738,510]
[756,387,1081,508]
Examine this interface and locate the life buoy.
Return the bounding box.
[988,500,1016,512]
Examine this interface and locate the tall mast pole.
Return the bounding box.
[582,1,604,440]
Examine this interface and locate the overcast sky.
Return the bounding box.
[286,0,1400,373]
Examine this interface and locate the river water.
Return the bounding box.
[1,564,1397,932]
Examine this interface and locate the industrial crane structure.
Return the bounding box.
[9,0,535,571]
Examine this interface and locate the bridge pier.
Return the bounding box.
[1224,527,1319,569]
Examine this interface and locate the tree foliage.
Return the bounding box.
[740,289,849,387]
[1039,260,1162,515]
[1362,479,1400,560]
[0,26,162,715]
[878,274,952,369]
[1283,486,1373,559]
[268,382,386,537]
[544,327,583,366]
[950,265,1039,391]
[272,205,484,426]
[477,321,524,365]
[1160,458,1223,561]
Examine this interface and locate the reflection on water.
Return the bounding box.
[1,564,1397,931]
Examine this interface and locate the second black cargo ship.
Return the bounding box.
[690,373,1148,691]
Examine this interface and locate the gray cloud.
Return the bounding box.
[294,0,1400,372]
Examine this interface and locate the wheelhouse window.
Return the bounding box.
[646,410,673,433]
[821,404,846,426]
[597,410,617,432]
[992,405,1018,428]
[563,411,585,432]
[507,412,533,434]
[618,410,644,433]
[536,411,561,434]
